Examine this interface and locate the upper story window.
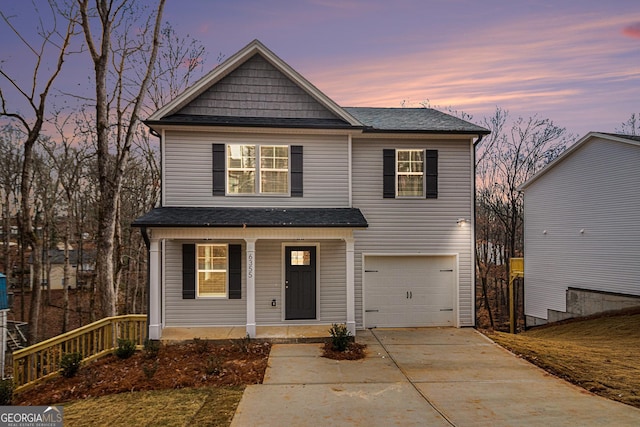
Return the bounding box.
[227,145,289,195]
[227,145,256,194]
[260,146,289,193]
[383,148,438,199]
[397,150,424,197]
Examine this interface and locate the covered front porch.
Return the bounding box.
[134,207,368,341]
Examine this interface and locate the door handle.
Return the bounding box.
[406,291,409,299]
[410,291,412,299]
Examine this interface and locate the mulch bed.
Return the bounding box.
[14,340,271,406]
[321,341,367,360]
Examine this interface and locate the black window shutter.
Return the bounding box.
[383,149,396,198]
[212,144,226,196]
[425,149,438,199]
[182,244,196,299]
[291,145,303,197]
[228,244,242,299]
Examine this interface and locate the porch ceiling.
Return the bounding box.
[132,206,368,228]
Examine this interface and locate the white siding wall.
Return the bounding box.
[352,138,475,327]
[165,239,347,327]
[164,240,247,327]
[524,138,640,320]
[164,131,350,207]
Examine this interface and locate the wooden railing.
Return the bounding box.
[12,314,147,393]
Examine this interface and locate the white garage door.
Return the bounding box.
[364,255,456,328]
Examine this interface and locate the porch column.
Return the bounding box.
[245,238,257,338]
[149,238,162,340]
[345,237,356,336]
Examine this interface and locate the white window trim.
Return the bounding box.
[396,149,425,198]
[196,243,229,299]
[226,144,291,196]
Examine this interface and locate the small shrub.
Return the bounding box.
[205,355,223,376]
[329,323,352,352]
[0,379,13,405]
[143,339,161,359]
[233,334,251,353]
[60,352,82,378]
[115,338,136,359]
[193,337,209,354]
[142,361,159,380]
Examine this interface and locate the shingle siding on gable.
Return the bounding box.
[523,137,640,320]
[176,55,338,120]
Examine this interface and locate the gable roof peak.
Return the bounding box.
[148,39,361,126]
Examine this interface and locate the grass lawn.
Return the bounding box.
[62,386,244,427]
[485,310,640,409]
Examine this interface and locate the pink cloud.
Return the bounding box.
[622,23,640,39]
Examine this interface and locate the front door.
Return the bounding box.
[285,246,316,320]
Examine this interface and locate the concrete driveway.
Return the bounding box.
[231,328,640,426]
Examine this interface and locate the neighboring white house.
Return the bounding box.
[133,40,489,340]
[30,248,96,290]
[519,132,640,326]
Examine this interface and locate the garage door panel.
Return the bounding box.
[364,256,456,328]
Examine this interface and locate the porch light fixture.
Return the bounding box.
[457,218,468,227]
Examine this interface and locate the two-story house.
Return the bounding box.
[133,40,489,340]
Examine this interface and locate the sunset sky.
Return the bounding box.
[1,0,639,137]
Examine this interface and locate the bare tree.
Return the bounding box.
[77,0,165,317]
[42,113,91,332]
[0,125,23,279]
[617,113,639,136]
[475,108,572,329]
[0,1,76,343]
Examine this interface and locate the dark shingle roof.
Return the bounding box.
[344,107,489,134]
[29,249,96,265]
[132,207,368,228]
[146,108,489,134]
[600,132,640,142]
[146,114,357,130]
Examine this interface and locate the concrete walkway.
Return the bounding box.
[231,328,640,426]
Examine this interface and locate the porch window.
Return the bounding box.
[197,244,228,297]
[227,145,289,194]
[397,149,424,197]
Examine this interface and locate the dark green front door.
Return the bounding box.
[285,246,316,320]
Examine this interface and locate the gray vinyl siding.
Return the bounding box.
[254,240,346,324]
[523,138,640,320]
[164,131,350,207]
[352,138,475,327]
[164,240,246,327]
[177,54,337,120]
[165,240,347,327]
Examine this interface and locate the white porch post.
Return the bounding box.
[149,238,162,340]
[345,237,356,336]
[245,238,257,338]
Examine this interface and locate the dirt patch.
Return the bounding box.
[63,386,244,427]
[14,340,271,406]
[483,310,640,409]
[321,341,367,360]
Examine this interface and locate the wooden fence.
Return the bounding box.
[12,314,147,392]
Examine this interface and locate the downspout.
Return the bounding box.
[472,133,484,327]
[140,227,151,340]
[348,133,353,207]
